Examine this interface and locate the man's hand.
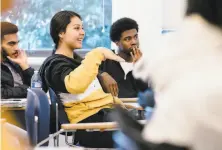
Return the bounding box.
[130,46,142,63]
[99,72,119,97]
[7,49,29,70]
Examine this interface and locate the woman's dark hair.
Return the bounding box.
[50,10,81,54]
[186,0,222,27]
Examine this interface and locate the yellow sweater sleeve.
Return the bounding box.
[64,50,104,94]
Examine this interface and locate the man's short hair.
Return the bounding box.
[186,0,222,27]
[1,22,18,40]
[110,18,138,42]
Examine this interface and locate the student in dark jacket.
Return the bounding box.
[1,22,34,130]
[1,22,34,99]
[100,18,149,98]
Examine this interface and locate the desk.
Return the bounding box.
[61,120,146,131]
[1,107,25,111]
[1,99,26,111]
[123,102,143,110]
[1,99,27,130]
[120,98,138,103]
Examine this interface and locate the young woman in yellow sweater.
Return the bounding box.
[39,10,125,148]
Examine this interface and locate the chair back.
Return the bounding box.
[25,89,50,146]
[26,89,38,146]
[48,88,69,133]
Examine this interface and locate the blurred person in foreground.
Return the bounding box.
[113,0,222,150]
[1,119,29,150]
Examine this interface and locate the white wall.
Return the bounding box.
[112,0,163,52]
[111,0,188,52]
[162,0,187,29]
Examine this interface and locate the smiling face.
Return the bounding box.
[59,16,85,50]
[1,33,20,59]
